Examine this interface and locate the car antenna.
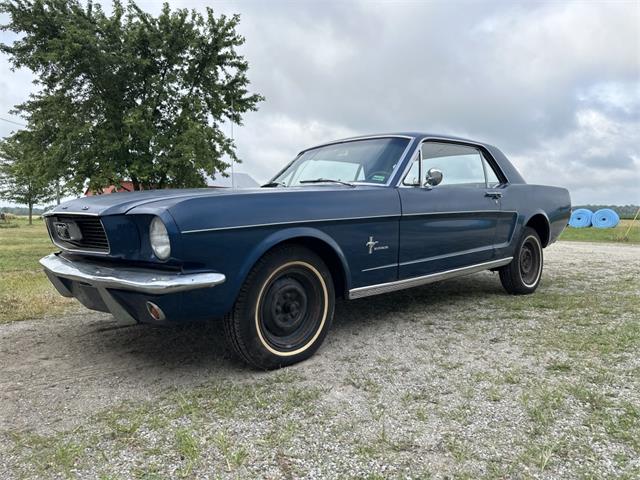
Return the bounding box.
[230,98,235,190]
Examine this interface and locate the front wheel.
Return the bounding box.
[499,227,543,295]
[223,245,335,369]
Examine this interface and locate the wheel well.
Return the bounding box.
[526,214,550,247]
[276,237,348,298]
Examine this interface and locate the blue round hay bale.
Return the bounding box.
[568,208,593,228]
[591,208,619,228]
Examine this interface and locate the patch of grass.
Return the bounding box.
[355,423,415,460]
[415,406,429,422]
[0,216,75,323]
[52,441,84,473]
[345,372,382,395]
[501,368,524,385]
[7,377,322,478]
[559,219,640,244]
[546,360,572,373]
[519,438,567,472]
[595,401,640,452]
[8,431,86,476]
[486,386,502,402]
[101,405,146,440]
[175,428,201,476]
[175,428,200,462]
[521,387,567,434]
[443,433,470,463]
[213,431,248,471]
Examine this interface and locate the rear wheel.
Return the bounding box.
[223,245,335,369]
[499,227,543,295]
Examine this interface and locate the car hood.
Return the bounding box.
[45,186,365,217]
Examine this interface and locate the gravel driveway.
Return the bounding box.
[1,241,639,479]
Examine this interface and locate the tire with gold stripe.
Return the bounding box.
[223,245,335,369]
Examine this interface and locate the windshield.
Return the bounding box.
[270,137,411,186]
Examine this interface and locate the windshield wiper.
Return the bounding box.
[261,181,287,188]
[299,178,355,187]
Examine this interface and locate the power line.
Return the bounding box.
[0,116,27,127]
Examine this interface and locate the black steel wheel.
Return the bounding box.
[499,227,543,295]
[223,245,335,369]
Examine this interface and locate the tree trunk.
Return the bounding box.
[28,202,33,225]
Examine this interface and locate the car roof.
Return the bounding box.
[302,132,495,153]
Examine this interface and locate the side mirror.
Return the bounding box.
[424,168,443,188]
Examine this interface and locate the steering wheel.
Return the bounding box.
[365,171,389,183]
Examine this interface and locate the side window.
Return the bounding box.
[402,159,420,186]
[483,157,501,187]
[422,142,485,187]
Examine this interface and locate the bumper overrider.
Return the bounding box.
[40,254,226,324]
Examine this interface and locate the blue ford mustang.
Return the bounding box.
[41,133,571,369]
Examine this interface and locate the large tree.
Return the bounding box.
[0,131,55,224]
[0,0,263,192]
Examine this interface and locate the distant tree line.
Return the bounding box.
[574,205,639,219]
[0,0,262,224]
[0,206,46,217]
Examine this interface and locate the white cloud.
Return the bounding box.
[512,108,640,204]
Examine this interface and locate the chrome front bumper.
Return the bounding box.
[40,254,226,294]
[40,254,226,324]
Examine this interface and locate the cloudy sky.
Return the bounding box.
[1,0,639,205]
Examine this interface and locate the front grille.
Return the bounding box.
[47,215,110,253]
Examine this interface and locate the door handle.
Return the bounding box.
[485,191,502,199]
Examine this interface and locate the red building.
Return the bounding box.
[84,181,136,196]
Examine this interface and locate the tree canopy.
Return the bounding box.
[0,0,263,192]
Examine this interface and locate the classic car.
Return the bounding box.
[41,133,571,369]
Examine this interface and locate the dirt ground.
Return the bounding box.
[1,241,639,479]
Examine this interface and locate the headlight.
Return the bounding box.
[150,216,171,260]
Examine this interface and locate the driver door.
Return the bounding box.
[398,141,502,279]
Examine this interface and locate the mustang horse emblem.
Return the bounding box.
[366,236,379,254]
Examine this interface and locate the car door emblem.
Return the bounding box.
[366,236,379,254]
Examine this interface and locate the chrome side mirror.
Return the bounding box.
[424,168,443,188]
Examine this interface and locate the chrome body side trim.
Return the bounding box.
[40,254,226,294]
[182,213,401,234]
[401,209,506,217]
[348,257,513,299]
[361,263,398,272]
[399,245,494,267]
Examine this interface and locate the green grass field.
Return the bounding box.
[559,219,640,244]
[0,216,75,323]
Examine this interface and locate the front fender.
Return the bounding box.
[235,226,352,294]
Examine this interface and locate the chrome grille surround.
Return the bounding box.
[46,215,110,254]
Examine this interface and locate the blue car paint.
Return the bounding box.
[45,133,571,323]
